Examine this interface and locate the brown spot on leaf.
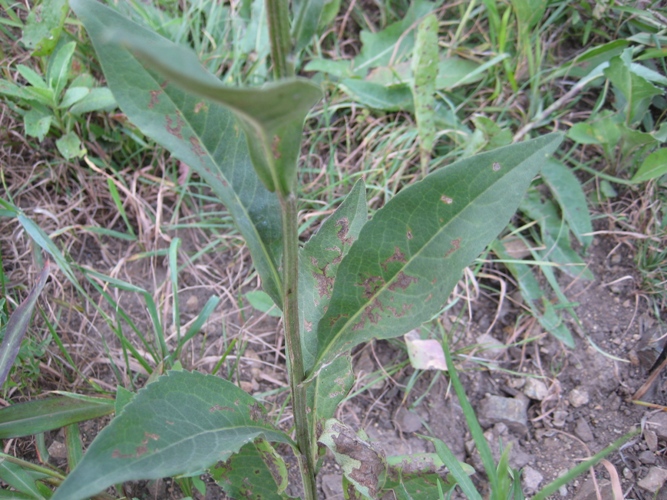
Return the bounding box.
[360,275,384,298]
[492,161,501,171]
[194,101,207,113]
[336,217,352,246]
[445,237,461,257]
[407,229,413,240]
[148,89,161,109]
[304,320,313,332]
[440,195,453,204]
[249,403,265,422]
[381,246,406,271]
[210,405,234,413]
[190,136,206,159]
[388,271,418,292]
[271,135,281,159]
[329,423,385,497]
[166,115,184,139]
[313,270,334,299]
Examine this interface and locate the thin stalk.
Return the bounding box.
[266,0,292,79]
[279,193,317,500]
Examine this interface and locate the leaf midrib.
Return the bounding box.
[313,148,547,372]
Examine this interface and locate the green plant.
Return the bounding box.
[0,1,637,498]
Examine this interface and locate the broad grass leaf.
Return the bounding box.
[70,0,285,307]
[0,460,48,499]
[340,79,413,111]
[0,395,114,439]
[541,159,593,248]
[309,134,563,375]
[631,148,667,183]
[52,371,292,500]
[383,452,461,498]
[299,180,367,371]
[0,262,50,388]
[423,438,481,500]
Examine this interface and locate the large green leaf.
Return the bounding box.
[299,180,367,371]
[0,394,114,439]
[71,0,285,307]
[52,371,292,500]
[309,134,563,376]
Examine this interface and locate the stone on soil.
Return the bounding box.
[523,378,548,400]
[574,418,594,442]
[648,412,667,440]
[478,395,528,435]
[522,466,543,491]
[321,474,343,499]
[395,407,422,433]
[573,479,614,500]
[568,388,589,408]
[638,467,667,493]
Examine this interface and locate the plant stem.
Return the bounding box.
[265,3,315,497]
[279,193,317,500]
[266,0,292,79]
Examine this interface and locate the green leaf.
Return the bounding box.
[383,453,459,499]
[20,0,68,56]
[510,0,547,33]
[299,180,367,371]
[23,108,52,142]
[0,395,114,439]
[68,87,116,114]
[604,50,662,124]
[631,148,667,183]
[0,262,50,388]
[422,438,482,500]
[52,371,292,500]
[101,17,321,195]
[59,87,90,108]
[292,0,325,53]
[306,355,354,462]
[71,0,285,307]
[318,419,387,498]
[245,290,282,317]
[353,0,438,75]
[309,134,563,376]
[340,79,413,111]
[46,41,76,98]
[211,439,291,499]
[55,131,85,159]
[541,159,593,248]
[412,13,439,173]
[0,460,46,499]
[491,240,575,347]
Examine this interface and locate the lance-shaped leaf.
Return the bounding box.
[0,262,50,387]
[52,371,293,500]
[0,394,114,439]
[309,134,563,376]
[299,180,367,371]
[70,0,285,307]
[99,10,322,196]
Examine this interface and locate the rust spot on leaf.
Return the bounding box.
[407,229,413,240]
[360,275,384,299]
[194,101,208,113]
[445,237,461,257]
[440,195,453,204]
[336,217,352,246]
[329,423,384,497]
[166,115,184,139]
[190,136,206,159]
[271,135,281,159]
[381,246,406,271]
[210,404,234,413]
[388,271,418,292]
[148,89,162,109]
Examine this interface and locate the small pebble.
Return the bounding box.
[569,388,589,408]
[523,378,548,401]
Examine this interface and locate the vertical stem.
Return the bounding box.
[265,2,315,497]
[280,193,317,500]
[266,0,293,79]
